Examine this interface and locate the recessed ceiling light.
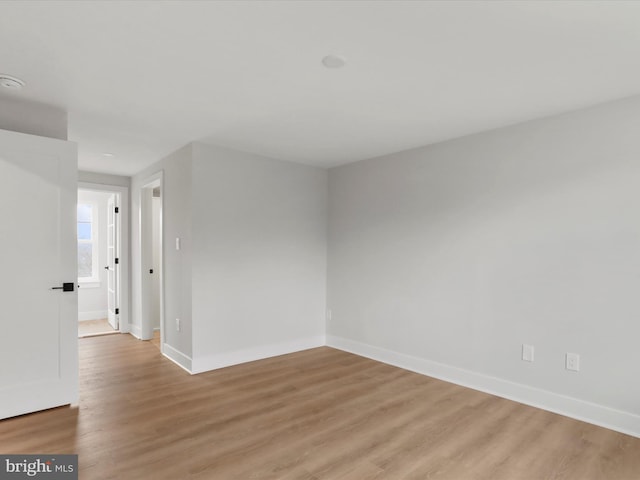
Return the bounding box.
[0,74,26,90]
[322,55,347,69]
[102,153,115,157]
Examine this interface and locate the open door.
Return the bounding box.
[106,193,119,330]
[0,129,78,419]
[140,174,163,342]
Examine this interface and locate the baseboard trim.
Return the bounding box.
[119,320,130,334]
[191,335,326,374]
[128,324,142,340]
[78,310,108,321]
[162,344,193,374]
[327,335,640,439]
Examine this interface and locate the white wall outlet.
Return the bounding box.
[176,318,181,332]
[175,237,181,251]
[522,344,534,362]
[566,353,580,371]
[326,309,332,322]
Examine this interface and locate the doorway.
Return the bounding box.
[139,173,163,348]
[77,183,129,338]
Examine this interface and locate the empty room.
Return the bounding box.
[1,1,639,479]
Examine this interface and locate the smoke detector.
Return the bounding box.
[0,74,26,90]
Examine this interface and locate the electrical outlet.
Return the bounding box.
[176,237,181,251]
[176,318,181,332]
[326,309,332,322]
[522,344,534,362]
[566,353,580,372]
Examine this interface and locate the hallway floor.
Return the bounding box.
[78,318,117,337]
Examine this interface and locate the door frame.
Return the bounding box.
[138,171,164,347]
[78,181,130,333]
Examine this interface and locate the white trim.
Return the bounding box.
[327,335,640,439]
[78,310,108,321]
[162,344,193,373]
[129,323,142,340]
[138,171,164,343]
[191,335,326,374]
[78,181,130,334]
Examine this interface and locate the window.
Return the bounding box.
[78,203,99,283]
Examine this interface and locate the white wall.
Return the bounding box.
[131,143,327,373]
[327,95,640,436]
[79,171,131,188]
[77,189,112,320]
[131,145,192,363]
[0,97,67,140]
[190,143,327,373]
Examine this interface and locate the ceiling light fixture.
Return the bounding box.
[102,153,115,158]
[0,74,26,90]
[322,55,347,69]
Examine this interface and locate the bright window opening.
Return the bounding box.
[78,203,99,283]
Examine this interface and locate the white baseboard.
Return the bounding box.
[327,335,640,439]
[128,324,142,340]
[163,344,193,373]
[119,319,130,334]
[191,335,326,374]
[78,310,108,321]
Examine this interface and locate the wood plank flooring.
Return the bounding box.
[78,318,117,338]
[1,334,639,479]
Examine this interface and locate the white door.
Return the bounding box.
[0,129,78,420]
[106,194,119,330]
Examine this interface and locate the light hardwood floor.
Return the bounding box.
[78,318,117,337]
[1,335,639,479]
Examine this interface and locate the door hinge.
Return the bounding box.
[114,207,119,213]
[115,258,119,264]
[115,308,120,315]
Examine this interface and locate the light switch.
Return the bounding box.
[176,237,181,251]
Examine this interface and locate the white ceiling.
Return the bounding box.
[1,1,640,176]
